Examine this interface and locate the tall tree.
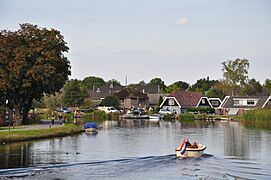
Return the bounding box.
[222,58,249,95]
[242,78,263,96]
[100,95,120,109]
[190,77,219,93]
[63,79,87,107]
[263,79,271,95]
[0,23,70,125]
[147,78,166,91]
[81,76,105,90]
[165,81,189,93]
[106,79,121,87]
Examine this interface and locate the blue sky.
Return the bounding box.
[1,0,270,85]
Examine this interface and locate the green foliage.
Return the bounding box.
[63,79,88,107]
[100,95,120,109]
[177,113,195,121]
[190,77,219,93]
[163,114,175,121]
[242,78,263,96]
[106,79,121,86]
[147,77,166,90]
[81,76,105,90]
[188,107,215,114]
[263,79,271,95]
[156,96,163,112]
[222,58,249,95]
[0,23,70,125]
[165,81,189,93]
[206,88,224,99]
[43,93,63,111]
[243,109,271,121]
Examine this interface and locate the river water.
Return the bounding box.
[0,120,271,179]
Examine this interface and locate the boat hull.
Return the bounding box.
[176,144,206,158]
[85,128,98,134]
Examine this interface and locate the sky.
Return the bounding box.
[0,0,271,85]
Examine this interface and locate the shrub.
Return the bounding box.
[177,113,195,121]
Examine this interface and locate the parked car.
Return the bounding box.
[98,106,119,113]
[159,109,172,115]
[132,108,146,116]
[56,107,71,113]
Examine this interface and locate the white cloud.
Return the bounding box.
[175,18,189,25]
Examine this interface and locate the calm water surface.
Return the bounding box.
[0,120,271,179]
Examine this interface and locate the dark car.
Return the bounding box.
[132,108,146,116]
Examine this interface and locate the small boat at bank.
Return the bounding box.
[176,139,207,158]
[148,114,161,122]
[84,122,98,134]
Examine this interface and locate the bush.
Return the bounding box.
[188,107,215,114]
[177,113,195,121]
[163,114,175,121]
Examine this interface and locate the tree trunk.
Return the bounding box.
[14,105,22,126]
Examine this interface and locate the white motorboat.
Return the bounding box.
[176,143,207,158]
[148,114,161,122]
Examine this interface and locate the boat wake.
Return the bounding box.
[0,153,216,178]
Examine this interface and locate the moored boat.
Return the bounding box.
[148,114,161,122]
[176,139,206,158]
[84,122,98,134]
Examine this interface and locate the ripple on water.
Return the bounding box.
[1,154,271,179]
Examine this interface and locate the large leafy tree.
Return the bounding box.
[0,23,70,125]
[81,76,106,90]
[100,95,120,109]
[165,81,189,93]
[222,58,249,95]
[63,79,87,107]
[147,77,166,91]
[263,79,271,95]
[242,78,263,96]
[190,77,219,93]
[106,79,121,87]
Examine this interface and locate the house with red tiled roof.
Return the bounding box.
[159,91,204,114]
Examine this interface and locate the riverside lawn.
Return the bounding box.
[0,124,83,144]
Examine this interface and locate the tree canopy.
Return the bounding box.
[222,58,249,95]
[0,23,70,124]
[81,76,106,90]
[147,77,166,90]
[190,77,218,93]
[165,81,189,93]
[63,79,88,107]
[100,95,120,109]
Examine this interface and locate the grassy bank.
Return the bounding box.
[0,124,83,144]
[242,109,271,121]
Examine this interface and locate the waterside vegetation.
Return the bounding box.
[242,109,271,121]
[0,124,83,144]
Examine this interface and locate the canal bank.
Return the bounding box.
[0,124,84,144]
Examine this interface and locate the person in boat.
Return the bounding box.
[185,140,198,149]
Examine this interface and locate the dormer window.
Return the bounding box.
[247,100,255,105]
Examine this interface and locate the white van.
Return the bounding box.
[98,106,119,113]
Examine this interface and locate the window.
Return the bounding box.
[211,100,219,106]
[247,100,255,105]
[168,99,175,106]
[202,99,205,104]
[233,100,240,105]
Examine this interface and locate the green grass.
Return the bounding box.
[242,109,271,121]
[177,113,195,121]
[0,124,83,144]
